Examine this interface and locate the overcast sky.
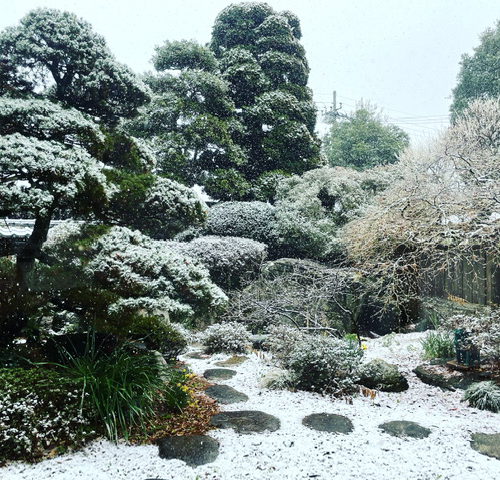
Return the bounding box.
[1,0,498,144]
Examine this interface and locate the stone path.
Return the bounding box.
[203,368,237,381]
[156,351,499,470]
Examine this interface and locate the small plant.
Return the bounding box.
[463,381,500,413]
[286,334,363,396]
[421,331,455,360]
[201,321,251,354]
[265,324,307,363]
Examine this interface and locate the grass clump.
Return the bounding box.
[56,343,190,442]
[463,381,500,413]
[421,331,455,360]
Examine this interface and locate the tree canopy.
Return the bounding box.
[451,20,500,120]
[323,104,409,170]
[130,2,321,201]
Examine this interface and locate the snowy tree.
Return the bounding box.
[343,98,500,321]
[0,8,149,124]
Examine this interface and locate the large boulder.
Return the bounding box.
[413,364,476,391]
[358,359,409,392]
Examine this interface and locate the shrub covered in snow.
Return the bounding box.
[205,201,278,246]
[201,321,251,354]
[463,381,500,413]
[168,235,267,289]
[0,368,96,464]
[264,324,308,363]
[286,335,363,395]
[43,222,227,329]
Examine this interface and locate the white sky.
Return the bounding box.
[1,0,499,144]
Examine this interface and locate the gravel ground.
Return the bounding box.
[2,332,499,480]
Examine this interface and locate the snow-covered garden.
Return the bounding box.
[0,2,499,479]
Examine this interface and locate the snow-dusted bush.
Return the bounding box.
[201,321,251,353]
[463,381,500,413]
[44,223,227,327]
[0,368,96,464]
[286,335,363,395]
[205,201,278,245]
[265,324,307,363]
[168,235,267,289]
[275,166,391,259]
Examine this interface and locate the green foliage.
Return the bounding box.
[201,321,251,354]
[0,8,149,124]
[0,367,97,464]
[463,381,500,413]
[420,331,455,360]
[126,316,188,361]
[451,21,500,119]
[154,40,217,72]
[286,335,363,395]
[323,105,409,170]
[55,344,190,441]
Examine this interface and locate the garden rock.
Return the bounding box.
[302,413,353,434]
[210,410,280,433]
[205,385,249,404]
[470,433,500,460]
[379,421,431,439]
[359,359,409,392]
[259,368,291,389]
[413,364,475,391]
[214,355,248,367]
[157,435,219,466]
[203,368,236,381]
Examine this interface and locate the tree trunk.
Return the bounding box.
[15,212,53,290]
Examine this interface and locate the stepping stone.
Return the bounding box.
[205,384,249,404]
[470,433,500,460]
[203,368,236,381]
[185,351,210,359]
[211,410,280,433]
[302,413,353,434]
[158,435,219,466]
[379,420,431,439]
[214,355,248,367]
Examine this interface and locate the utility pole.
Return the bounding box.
[323,90,343,123]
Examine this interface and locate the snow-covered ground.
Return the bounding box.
[2,332,499,480]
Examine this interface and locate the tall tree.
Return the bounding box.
[209,2,321,199]
[323,104,409,170]
[451,20,500,120]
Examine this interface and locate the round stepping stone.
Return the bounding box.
[211,410,280,433]
[205,384,249,404]
[214,355,248,367]
[203,368,236,381]
[185,351,210,359]
[158,435,219,466]
[471,433,500,460]
[302,413,353,434]
[379,420,431,439]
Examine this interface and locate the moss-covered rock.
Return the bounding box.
[358,358,409,392]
